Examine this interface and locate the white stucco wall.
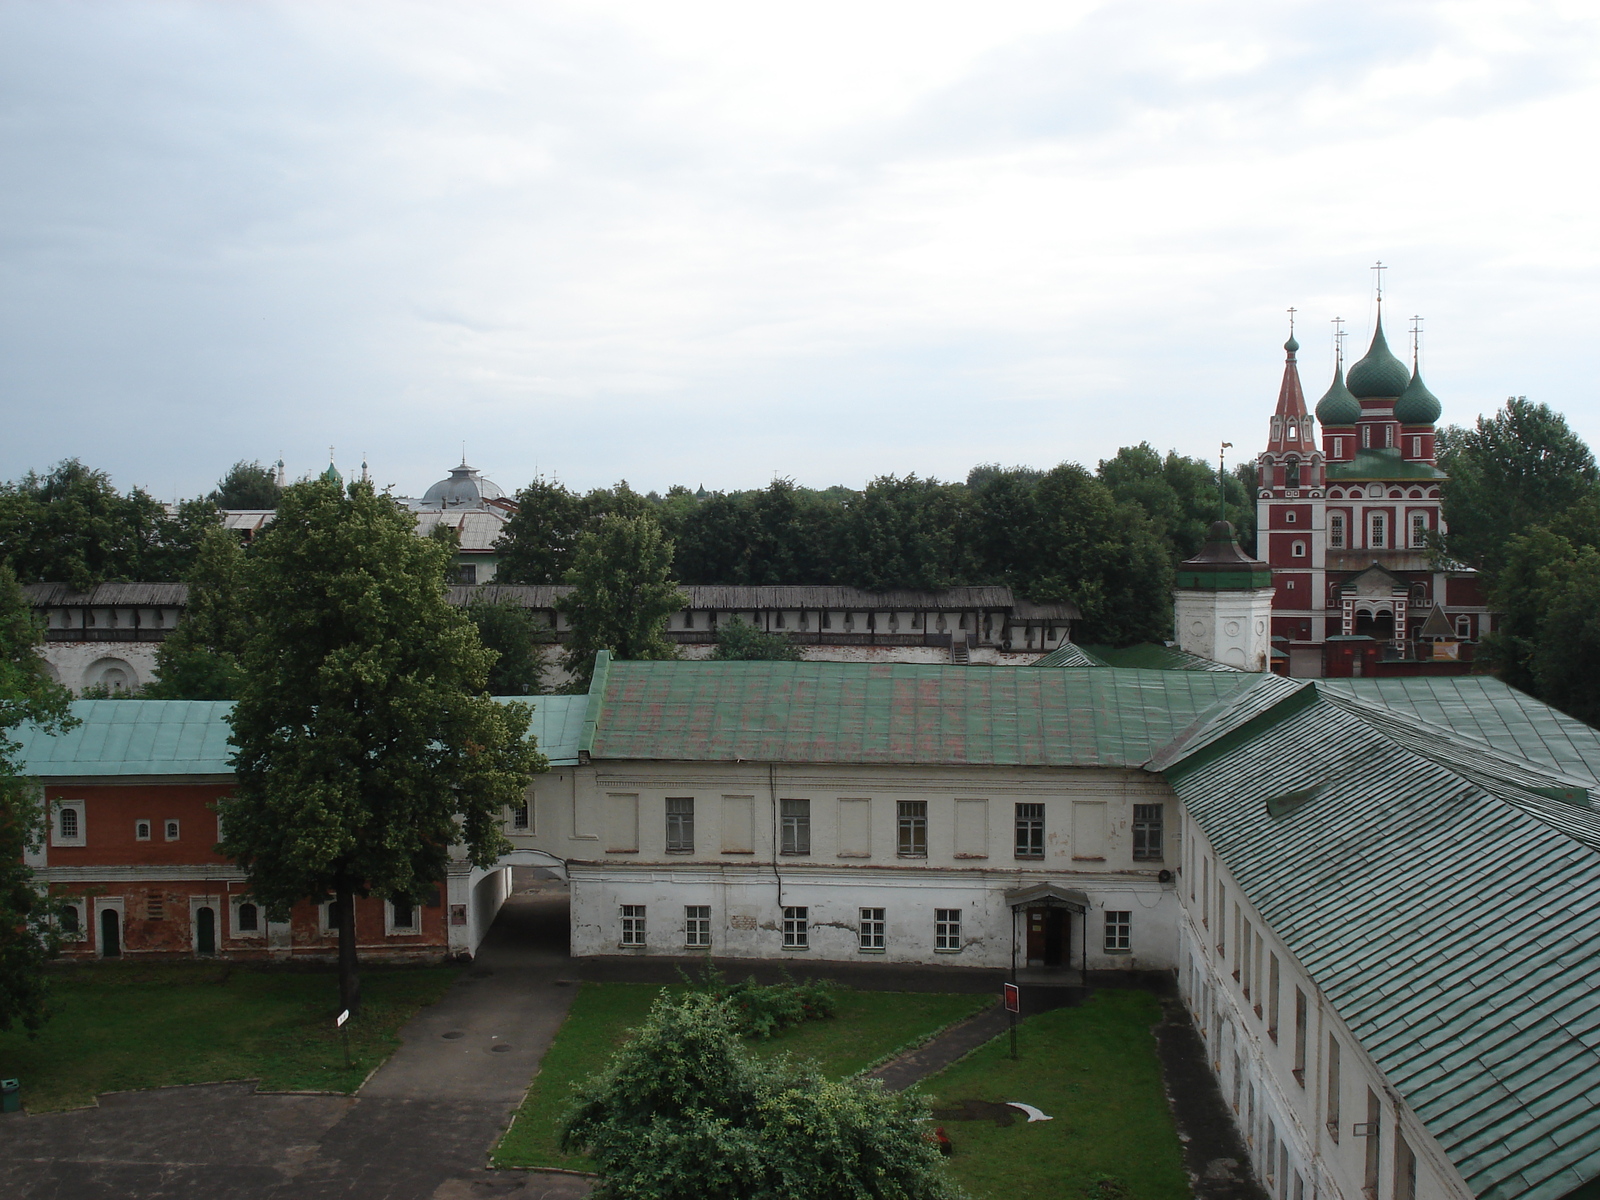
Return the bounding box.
[40,642,161,694]
[1175,587,1274,671]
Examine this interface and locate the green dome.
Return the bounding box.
[321,462,342,485]
[1315,363,1361,425]
[1393,369,1442,424]
[1284,336,1299,354]
[1347,315,1411,398]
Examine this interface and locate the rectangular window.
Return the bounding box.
[164,819,180,841]
[135,819,151,841]
[57,804,81,843]
[859,907,885,951]
[1333,437,1344,458]
[1014,802,1044,858]
[237,901,260,933]
[1266,1119,1278,1183]
[1411,512,1427,549]
[1327,1035,1342,1142]
[934,908,962,951]
[1411,435,1422,458]
[510,800,530,830]
[1363,424,1372,448]
[1370,513,1387,549]
[1330,513,1346,548]
[1293,988,1308,1084]
[1105,910,1131,951]
[391,899,418,932]
[782,906,808,949]
[1254,932,1264,1016]
[780,798,811,855]
[1395,1131,1417,1200]
[1285,509,1297,523]
[1363,1089,1382,1199]
[620,904,646,947]
[665,797,694,853]
[147,894,164,920]
[1241,918,1253,995]
[323,899,342,933]
[684,905,711,948]
[1132,804,1164,860]
[1268,954,1281,1041]
[897,801,927,857]
[1201,856,1210,926]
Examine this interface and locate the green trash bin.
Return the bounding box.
[0,1078,19,1114]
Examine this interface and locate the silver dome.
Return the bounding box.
[420,461,506,509]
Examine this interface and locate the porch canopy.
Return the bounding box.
[1004,882,1089,913]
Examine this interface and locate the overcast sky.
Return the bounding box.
[2,0,1597,502]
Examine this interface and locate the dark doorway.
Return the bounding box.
[1026,906,1069,968]
[100,909,121,957]
[196,907,216,956]
[1354,610,1394,640]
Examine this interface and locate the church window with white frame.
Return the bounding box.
[1369,513,1387,548]
[1411,512,1428,548]
[1329,513,1346,549]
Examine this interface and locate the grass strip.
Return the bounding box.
[0,960,458,1112]
[491,982,991,1170]
[916,990,1190,1200]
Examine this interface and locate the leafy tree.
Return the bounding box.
[0,564,78,1034]
[1097,444,1254,565]
[495,479,590,585]
[834,475,975,591]
[208,460,282,510]
[0,460,216,588]
[675,480,839,586]
[1017,465,1173,646]
[967,464,1042,583]
[220,478,545,1013]
[562,990,955,1200]
[464,594,551,695]
[1529,545,1600,726]
[558,514,686,688]
[145,527,251,700]
[1438,398,1599,574]
[710,618,803,662]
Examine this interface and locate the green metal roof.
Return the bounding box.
[1322,677,1600,787]
[1394,368,1442,424]
[13,695,585,777]
[1030,642,1110,668]
[11,700,238,776]
[1315,363,1362,426]
[1347,313,1412,398]
[1162,683,1600,1200]
[1326,448,1447,481]
[584,656,1255,767]
[1086,643,1243,672]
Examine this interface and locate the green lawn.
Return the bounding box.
[0,960,459,1112]
[492,982,992,1170]
[918,990,1190,1200]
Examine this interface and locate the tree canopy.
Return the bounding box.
[562,990,955,1200]
[0,459,215,588]
[208,460,283,510]
[145,526,251,700]
[709,618,803,662]
[219,478,545,1011]
[464,593,551,695]
[558,513,686,688]
[0,564,78,1034]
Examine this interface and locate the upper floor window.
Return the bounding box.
[510,799,530,830]
[1362,425,1372,448]
[897,801,927,857]
[1284,510,1296,524]
[1132,804,1164,860]
[164,819,180,842]
[1287,423,1297,440]
[1369,513,1388,549]
[1411,512,1428,549]
[135,820,152,841]
[1329,513,1346,549]
[665,798,694,853]
[1384,425,1394,448]
[1014,803,1044,859]
[780,798,811,855]
[1411,436,1422,457]
[54,801,85,847]
[1333,437,1344,458]
[1285,461,1301,489]
[1292,541,1307,558]
[455,565,478,586]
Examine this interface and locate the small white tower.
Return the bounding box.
[1174,521,1276,671]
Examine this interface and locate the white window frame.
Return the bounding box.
[897,801,928,858]
[509,798,531,831]
[780,798,811,855]
[135,819,152,841]
[53,800,86,847]
[163,818,181,842]
[1291,541,1306,558]
[1284,510,1296,523]
[386,897,421,935]
[1105,910,1132,952]
[1369,513,1387,549]
[620,904,646,947]
[1329,513,1346,549]
[684,905,711,948]
[859,907,885,952]
[1410,512,1428,549]
[665,797,694,853]
[230,895,265,939]
[1333,437,1343,458]
[782,905,809,949]
[934,908,962,952]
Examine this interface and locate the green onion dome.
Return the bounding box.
[1393,369,1442,425]
[1315,363,1361,425]
[1347,315,1411,398]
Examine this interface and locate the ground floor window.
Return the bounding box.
[620,904,646,947]
[685,905,711,948]
[237,902,259,933]
[858,907,885,951]
[389,898,419,933]
[1105,910,1131,951]
[782,906,808,948]
[934,908,962,952]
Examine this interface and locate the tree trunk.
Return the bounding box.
[337,882,361,1015]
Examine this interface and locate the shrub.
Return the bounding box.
[676,961,838,1038]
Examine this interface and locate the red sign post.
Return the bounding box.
[1003,983,1021,1013]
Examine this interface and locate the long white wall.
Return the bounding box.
[1178,813,1473,1200]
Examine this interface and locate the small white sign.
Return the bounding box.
[336,1009,350,1028]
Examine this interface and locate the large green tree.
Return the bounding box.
[1097,443,1255,564]
[834,475,975,591]
[0,565,78,1034]
[1437,397,1599,574]
[558,514,686,688]
[710,618,803,662]
[220,479,545,1013]
[0,460,216,588]
[145,526,251,700]
[1017,464,1174,646]
[674,480,839,586]
[464,593,551,695]
[563,990,955,1200]
[208,460,283,510]
[495,479,590,585]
